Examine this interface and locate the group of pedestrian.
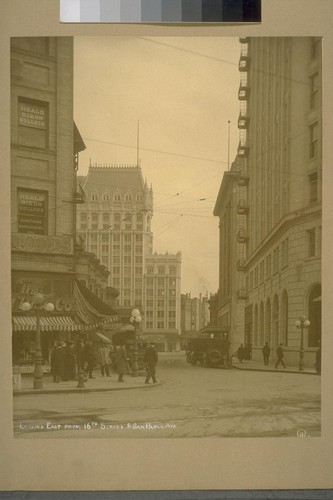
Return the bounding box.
[50,337,160,385]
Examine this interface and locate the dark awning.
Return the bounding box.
[74,280,119,330]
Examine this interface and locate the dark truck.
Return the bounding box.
[186,331,230,368]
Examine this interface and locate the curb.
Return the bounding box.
[13,381,162,396]
[232,365,319,375]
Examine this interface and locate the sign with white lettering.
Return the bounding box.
[18,101,46,129]
[17,189,47,235]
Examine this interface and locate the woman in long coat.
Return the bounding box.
[116,344,129,382]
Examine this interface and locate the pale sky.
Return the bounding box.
[74,36,241,297]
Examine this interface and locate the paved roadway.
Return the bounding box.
[13,352,320,438]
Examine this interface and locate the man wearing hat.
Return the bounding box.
[97,342,112,377]
[144,342,158,384]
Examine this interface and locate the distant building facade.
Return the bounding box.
[77,164,182,349]
[214,37,322,367]
[181,293,210,335]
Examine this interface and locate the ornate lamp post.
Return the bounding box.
[295,315,310,372]
[21,293,54,389]
[130,308,142,376]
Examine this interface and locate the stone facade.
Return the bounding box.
[214,37,322,368]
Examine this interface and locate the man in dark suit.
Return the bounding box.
[144,342,158,384]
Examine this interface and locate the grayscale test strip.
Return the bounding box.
[60,0,261,23]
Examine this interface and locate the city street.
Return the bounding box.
[13,352,320,439]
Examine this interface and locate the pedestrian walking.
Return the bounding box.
[63,340,76,381]
[275,343,286,369]
[116,343,129,382]
[237,344,245,363]
[98,342,111,377]
[144,342,158,384]
[51,341,65,383]
[262,342,271,366]
[84,340,96,379]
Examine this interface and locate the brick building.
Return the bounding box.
[11,37,118,367]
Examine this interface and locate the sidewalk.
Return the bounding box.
[231,358,319,375]
[14,371,161,396]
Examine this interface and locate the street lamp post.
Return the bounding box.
[130,308,142,376]
[295,315,310,372]
[21,293,54,389]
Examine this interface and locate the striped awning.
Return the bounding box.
[74,281,119,331]
[12,315,80,332]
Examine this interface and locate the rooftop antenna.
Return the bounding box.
[137,120,140,167]
[227,120,231,171]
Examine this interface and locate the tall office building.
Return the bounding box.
[77,163,182,349]
[214,37,322,367]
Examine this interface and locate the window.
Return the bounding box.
[101,234,108,242]
[309,122,319,159]
[282,238,289,268]
[124,267,131,276]
[135,267,143,275]
[124,234,131,242]
[113,278,120,287]
[90,233,97,242]
[157,311,164,318]
[124,278,131,287]
[157,278,165,287]
[308,228,316,257]
[169,311,176,318]
[158,267,165,275]
[135,245,142,253]
[249,271,253,291]
[168,321,176,329]
[169,267,176,275]
[91,194,98,202]
[81,213,87,221]
[157,321,165,329]
[147,288,154,297]
[146,277,154,286]
[266,255,271,279]
[113,245,120,253]
[125,214,132,229]
[135,278,142,286]
[113,233,120,242]
[102,256,108,265]
[135,234,143,242]
[169,278,176,287]
[124,245,131,253]
[102,244,109,253]
[158,289,165,297]
[146,300,153,307]
[146,310,153,318]
[113,256,120,265]
[254,267,258,288]
[135,256,142,264]
[146,321,153,328]
[91,245,97,253]
[169,300,176,308]
[310,73,319,109]
[103,194,109,201]
[259,261,264,284]
[147,267,154,275]
[80,223,87,230]
[91,213,98,229]
[18,97,48,149]
[273,247,280,273]
[309,172,318,203]
[157,300,164,308]
[124,256,131,264]
[137,194,143,202]
[114,194,121,202]
[125,194,132,202]
[112,267,120,275]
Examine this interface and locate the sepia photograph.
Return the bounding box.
[11,35,321,440]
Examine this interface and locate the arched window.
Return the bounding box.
[265,298,271,345]
[272,295,279,348]
[114,193,121,202]
[254,304,258,346]
[125,193,132,202]
[259,302,264,346]
[281,290,288,346]
[308,284,321,347]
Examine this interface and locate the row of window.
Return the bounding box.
[90,244,143,254]
[246,237,289,292]
[90,193,143,203]
[146,310,177,318]
[145,321,176,329]
[146,299,177,308]
[146,266,177,275]
[145,278,177,287]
